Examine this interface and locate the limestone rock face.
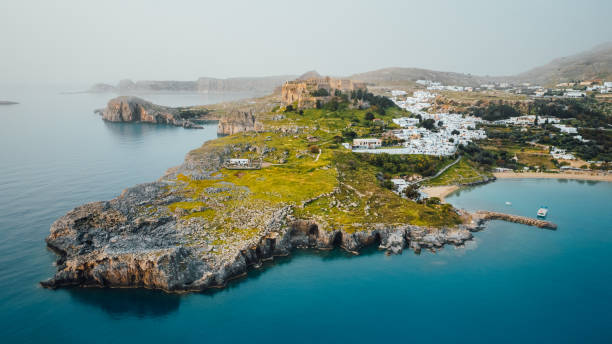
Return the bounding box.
[217,110,259,135]
[96,96,203,129]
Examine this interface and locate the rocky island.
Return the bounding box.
[95,96,207,129]
[0,101,19,105]
[43,75,559,292]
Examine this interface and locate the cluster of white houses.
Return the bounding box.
[416,80,474,92]
[391,91,435,113]
[350,88,593,160]
[492,115,561,126]
[415,79,612,98]
[351,91,487,156]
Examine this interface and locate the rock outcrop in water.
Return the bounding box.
[41,141,477,292]
[95,96,204,129]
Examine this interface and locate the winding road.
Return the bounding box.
[412,156,462,185]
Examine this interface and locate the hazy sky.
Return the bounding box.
[1,0,611,84]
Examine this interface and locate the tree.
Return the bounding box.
[342,130,357,140]
[309,145,320,154]
[419,118,436,130]
[365,112,375,121]
[451,129,460,135]
[382,180,395,190]
[333,135,343,143]
[426,197,441,205]
[311,88,329,97]
[403,184,421,200]
[285,105,293,112]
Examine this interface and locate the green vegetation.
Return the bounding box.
[160,102,465,253]
[425,158,489,186]
[532,98,612,128]
[471,103,520,121]
[294,152,461,231]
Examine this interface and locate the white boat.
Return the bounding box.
[505,201,512,206]
[537,206,549,217]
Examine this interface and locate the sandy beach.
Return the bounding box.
[421,185,459,201]
[493,171,612,182]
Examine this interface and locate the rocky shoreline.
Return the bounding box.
[41,137,490,293]
[40,194,481,292]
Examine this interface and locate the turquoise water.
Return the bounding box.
[1,85,611,343]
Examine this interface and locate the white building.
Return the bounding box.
[553,124,578,134]
[550,147,575,160]
[564,91,585,98]
[392,117,420,127]
[228,158,250,166]
[390,178,408,194]
[353,138,382,149]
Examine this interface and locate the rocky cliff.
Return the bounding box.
[41,140,478,293]
[96,96,204,128]
[216,110,261,135]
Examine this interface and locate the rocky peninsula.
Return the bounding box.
[41,135,478,291]
[43,89,558,293]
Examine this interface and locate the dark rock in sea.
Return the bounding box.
[95,96,204,129]
[0,101,19,105]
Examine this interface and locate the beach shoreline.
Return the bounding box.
[421,185,460,201]
[493,171,612,182]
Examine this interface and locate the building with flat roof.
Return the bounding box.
[353,138,382,149]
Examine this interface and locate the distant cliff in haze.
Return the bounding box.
[88,75,296,95]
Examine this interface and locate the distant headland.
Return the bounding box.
[87,75,297,95]
[0,101,19,105]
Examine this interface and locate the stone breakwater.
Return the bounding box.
[473,210,557,229]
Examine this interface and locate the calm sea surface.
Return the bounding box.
[1,84,611,343]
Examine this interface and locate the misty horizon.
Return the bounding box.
[1,0,612,84]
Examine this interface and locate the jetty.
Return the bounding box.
[473,210,557,230]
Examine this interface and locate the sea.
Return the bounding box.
[0,83,611,343]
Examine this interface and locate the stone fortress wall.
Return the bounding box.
[281,76,367,108]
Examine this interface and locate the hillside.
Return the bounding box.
[348,67,494,87]
[348,42,612,87]
[513,42,612,85]
[88,42,612,92]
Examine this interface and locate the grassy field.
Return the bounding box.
[160,104,463,252]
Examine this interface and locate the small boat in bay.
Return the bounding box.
[505,201,512,206]
[537,206,549,218]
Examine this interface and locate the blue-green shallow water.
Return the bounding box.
[1,84,611,343]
